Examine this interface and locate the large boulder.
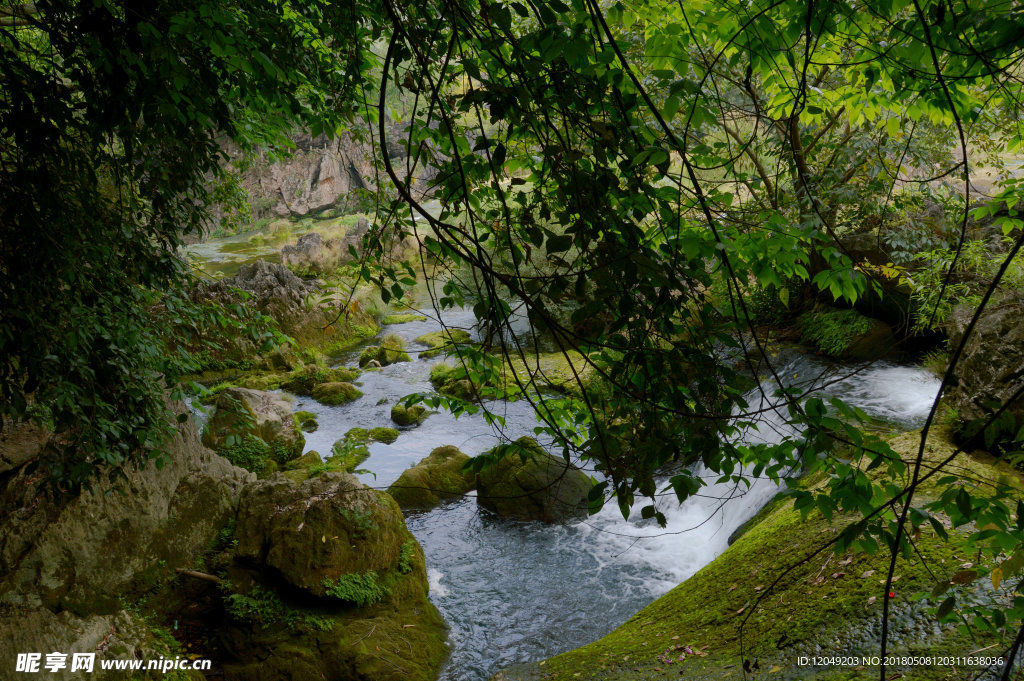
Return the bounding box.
[202,387,304,460]
[192,260,359,351]
[388,445,476,511]
[0,405,251,615]
[476,438,592,522]
[233,473,409,597]
[280,232,333,272]
[947,298,1024,426]
[223,472,447,681]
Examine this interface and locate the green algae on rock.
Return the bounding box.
[223,472,447,681]
[388,445,476,511]
[391,403,428,427]
[358,333,412,367]
[476,437,592,523]
[310,381,363,406]
[415,328,472,358]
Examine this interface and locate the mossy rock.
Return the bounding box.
[369,427,399,444]
[493,428,1016,680]
[225,475,447,681]
[429,364,478,400]
[388,445,476,511]
[476,437,592,523]
[294,410,319,432]
[329,436,371,472]
[202,387,305,462]
[415,328,472,358]
[358,334,411,367]
[391,404,428,427]
[281,364,360,394]
[381,313,428,324]
[311,381,362,406]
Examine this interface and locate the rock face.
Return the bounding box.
[202,387,304,458]
[476,437,592,522]
[388,445,476,511]
[0,406,250,615]
[191,260,333,349]
[947,298,1024,426]
[238,132,377,218]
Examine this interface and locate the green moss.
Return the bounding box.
[382,313,428,324]
[415,329,472,358]
[311,381,362,406]
[323,571,390,607]
[217,435,295,477]
[327,436,371,472]
[294,410,319,432]
[391,403,428,427]
[428,350,599,401]
[281,364,360,394]
[387,445,475,510]
[369,427,400,444]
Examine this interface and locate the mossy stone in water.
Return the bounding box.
[225,474,448,681]
[294,410,319,432]
[391,404,428,427]
[476,437,592,523]
[358,334,411,367]
[388,445,476,511]
[381,313,428,324]
[310,381,362,406]
[281,364,359,394]
[369,427,399,444]
[415,329,472,358]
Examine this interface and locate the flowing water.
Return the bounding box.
[185,236,943,680]
[276,311,942,680]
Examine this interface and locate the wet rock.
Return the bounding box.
[280,232,334,273]
[358,334,411,367]
[391,404,428,427]
[0,404,250,614]
[310,381,362,406]
[191,260,351,351]
[947,297,1024,426]
[0,608,199,681]
[476,437,592,523]
[415,329,472,359]
[388,445,476,511]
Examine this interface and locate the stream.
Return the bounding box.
[274,310,941,680]
[186,234,943,680]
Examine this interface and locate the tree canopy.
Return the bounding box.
[3,0,1024,673]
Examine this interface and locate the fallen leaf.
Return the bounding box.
[868,596,877,605]
[831,572,846,579]
[861,570,875,579]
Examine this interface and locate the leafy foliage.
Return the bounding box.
[323,571,389,608]
[798,309,874,356]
